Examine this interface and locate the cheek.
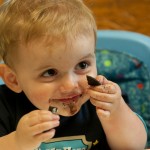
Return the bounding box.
[23,87,51,102]
[79,68,97,89]
[93,65,98,75]
[78,76,89,90]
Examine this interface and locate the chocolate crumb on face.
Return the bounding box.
[68,102,77,115]
[49,106,58,114]
[86,75,101,86]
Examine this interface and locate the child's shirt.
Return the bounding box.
[0,85,111,150]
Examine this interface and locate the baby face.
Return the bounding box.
[13,33,97,116]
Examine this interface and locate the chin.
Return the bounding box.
[49,94,89,117]
[58,105,81,117]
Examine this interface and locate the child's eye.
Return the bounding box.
[76,61,90,70]
[43,69,58,77]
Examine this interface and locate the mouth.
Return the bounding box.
[49,93,87,116]
[58,94,82,104]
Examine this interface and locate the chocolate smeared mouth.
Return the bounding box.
[49,94,83,116]
[50,94,82,104]
[68,102,77,114]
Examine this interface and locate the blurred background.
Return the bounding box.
[1,0,150,36]
[85,0,150,36]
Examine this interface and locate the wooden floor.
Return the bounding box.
[1,0,150,36]
[85,0,150,36]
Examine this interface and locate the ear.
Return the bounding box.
[0,64,22,93]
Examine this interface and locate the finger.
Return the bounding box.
[95,76,120,92]
[88,90,116,102]
[96,75,108,85]
[90,84,116,94]
[28,110,49,117]
[29,115,59,127]
[90,98,112,110]
[35,129,56,142]
[28,110,59,119]
[27,111,59,127]
[96,108,110,119]
[31,120,60,135]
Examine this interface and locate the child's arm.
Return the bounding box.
[87,75,147,150]
[0,110,60,150]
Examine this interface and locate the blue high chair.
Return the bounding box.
[96,30,150,71]
[95,30,150,148]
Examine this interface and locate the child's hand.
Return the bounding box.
[87,75,122,120]
[15,110,60,150]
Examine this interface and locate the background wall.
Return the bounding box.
[0,0,3,4]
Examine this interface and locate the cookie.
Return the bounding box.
[86,75,101,86]
[49,106,58,114]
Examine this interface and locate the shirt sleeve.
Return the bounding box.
[135,112,148,133]
[0,98,11,136]
[0,86,16,137]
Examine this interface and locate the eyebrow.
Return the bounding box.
[79,53,95,60]
[35,53,95,72]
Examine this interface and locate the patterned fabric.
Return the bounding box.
[96,49,150,147]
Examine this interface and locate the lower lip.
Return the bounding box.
[59,95,80,104]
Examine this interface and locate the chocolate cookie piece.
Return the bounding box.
[49,106,58,114]
[86,75,101,86]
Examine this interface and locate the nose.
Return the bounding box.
[59,73,79,94]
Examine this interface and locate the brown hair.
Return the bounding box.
[0,0,97,65]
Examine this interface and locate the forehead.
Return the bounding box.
[19,33,94,62]
[12,33,95,73]
[22,32,95,54]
